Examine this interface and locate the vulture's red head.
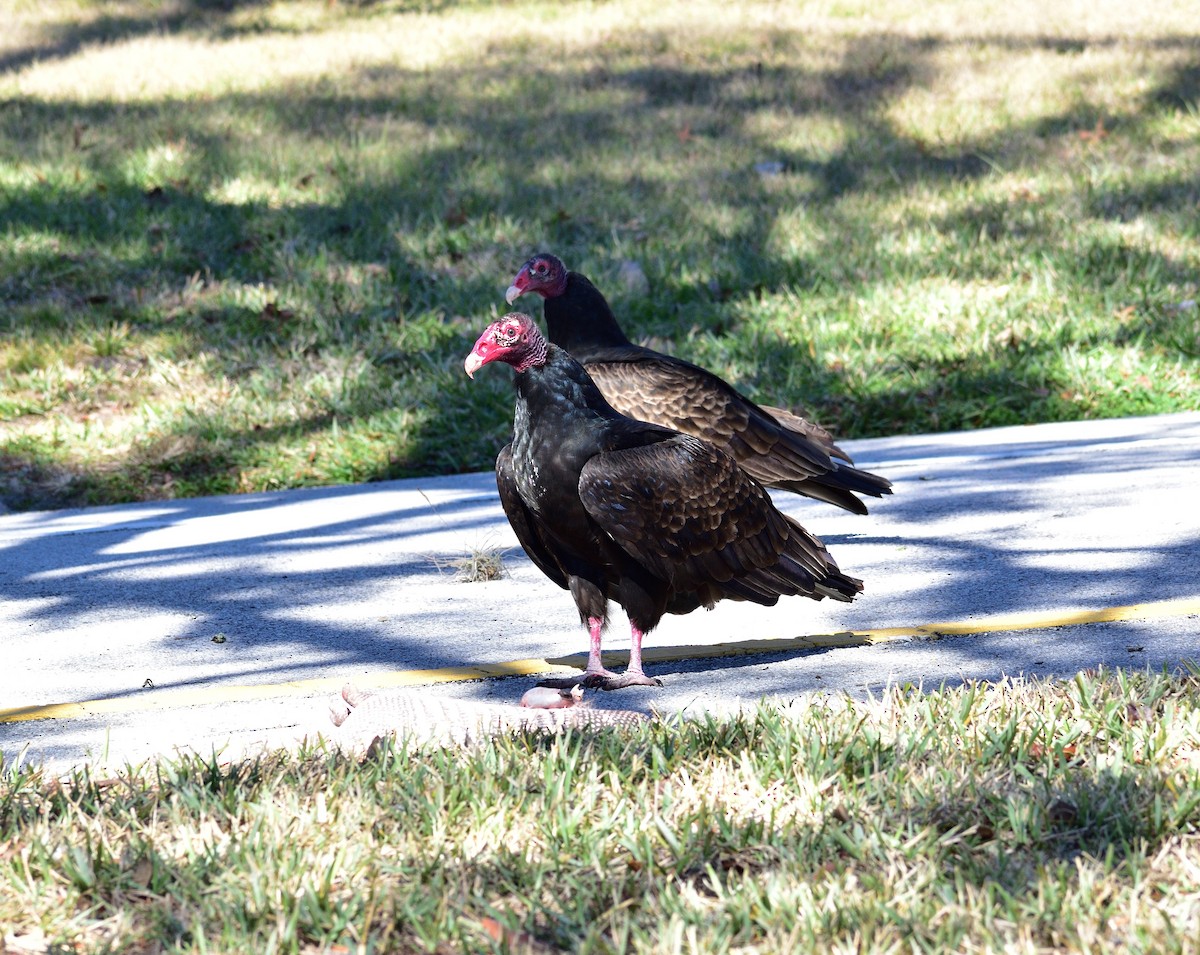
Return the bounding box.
[464,313,549,378]
[506,253,568,305]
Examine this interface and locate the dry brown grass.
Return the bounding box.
[2,669,1199,952]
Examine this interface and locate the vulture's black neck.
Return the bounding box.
[543,272,633,358]
[513,346,679,453]
[514,345,621,421]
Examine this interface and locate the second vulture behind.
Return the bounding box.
[507,253,892,515]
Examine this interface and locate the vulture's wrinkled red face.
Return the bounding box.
[505,253,568,304]
[464,313,546,377]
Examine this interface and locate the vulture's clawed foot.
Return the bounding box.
[539,671,662,691]
[592,671,664,690]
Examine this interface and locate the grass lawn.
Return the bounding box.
[3,5,1199,952]
[1,0,1198,511]
[3,670,1199,953]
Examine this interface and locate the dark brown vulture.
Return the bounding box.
[506,253,892,515]
[465,312,861,690]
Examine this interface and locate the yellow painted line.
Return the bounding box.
[561,595,1200,668]
[3,597,1197,726]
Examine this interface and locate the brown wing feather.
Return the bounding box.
[581,360,747,445]
[584,358,890,513]
[582,358,830,472]
[759,404,853,464]
[577,435,859,603]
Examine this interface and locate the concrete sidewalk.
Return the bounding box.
[3,412,1199,772]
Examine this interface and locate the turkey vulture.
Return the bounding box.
[506,253,892,515]
[465,312,862,690]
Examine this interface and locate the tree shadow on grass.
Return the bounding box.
[0,1,303,78]
[1,25,1198,510]
[0,1,496,78]
[87,703,1197,951]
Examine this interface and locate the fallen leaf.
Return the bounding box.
[1047,798,1079,826]
[260,301,295,322]
[1125,703,1152,722]
[131,856,153,887]
[478,916,553,953]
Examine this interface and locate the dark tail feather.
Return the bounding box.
[816,571,863,602]
[774,462,893,515]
